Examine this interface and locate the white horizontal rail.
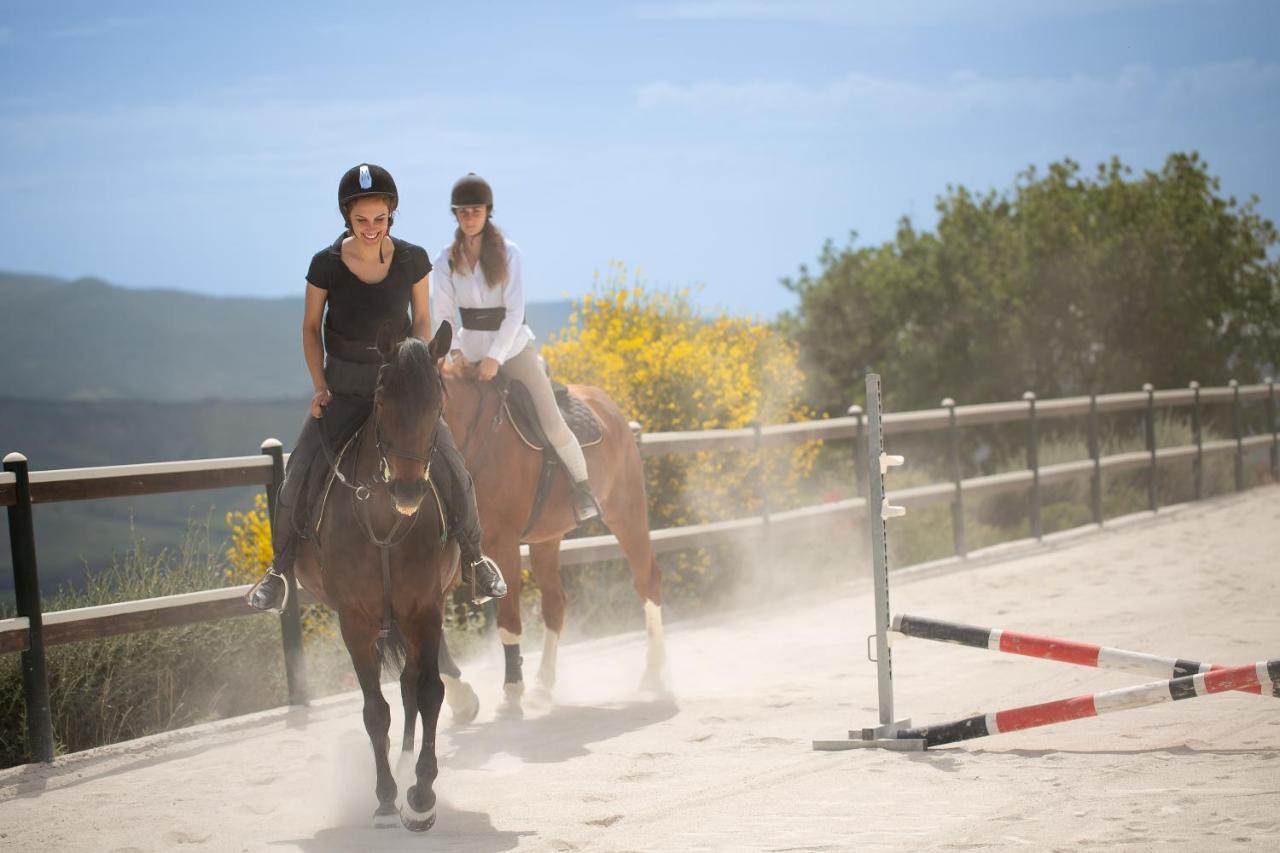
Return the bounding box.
[26,455,271,484]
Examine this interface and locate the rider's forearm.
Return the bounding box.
[303,326,327,391]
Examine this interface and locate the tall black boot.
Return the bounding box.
[435,422,507,604]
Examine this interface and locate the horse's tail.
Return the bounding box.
[376,621,408,676]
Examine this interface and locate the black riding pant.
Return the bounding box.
[270,357,482,572]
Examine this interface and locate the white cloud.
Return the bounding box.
[636,60,1280,130]
[633,0,1183,25]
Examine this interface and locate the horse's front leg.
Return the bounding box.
[440,632,479,724]
[339,615,398,828]
[397,655,419,778]
[401,616,445,833]
[491,534,527,718]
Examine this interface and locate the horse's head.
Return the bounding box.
[374,321,451,516]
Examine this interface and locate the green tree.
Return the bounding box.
[782,153,1280,412]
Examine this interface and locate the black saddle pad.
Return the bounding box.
[503,379,603,451]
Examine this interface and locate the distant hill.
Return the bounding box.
[0,271,575,401]
[0,270,576,599]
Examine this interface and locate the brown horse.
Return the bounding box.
[442,370,665,716]
[294,325,464,832]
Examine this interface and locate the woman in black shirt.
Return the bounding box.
[247,164,506,612]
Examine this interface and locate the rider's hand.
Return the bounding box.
[477,357,501,382]
[310,387,333,418]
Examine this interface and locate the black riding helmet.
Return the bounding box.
[339,163,398,210]
[450,173,493,211]
[338,164,398,262]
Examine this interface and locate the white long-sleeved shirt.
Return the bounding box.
[431,238,535,364]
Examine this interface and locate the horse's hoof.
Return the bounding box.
[495,699,524,720]
[400,791,437,833]
[526,683,553,710]
[447,682,480,725]
[638,670,670,697]
[372,803,400,829]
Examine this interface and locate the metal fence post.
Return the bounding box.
[1088,393,1103,525]
[1267,378,1277,482]
[4,452,55,763]
[1230,380,1244,492]
[1190,382,1203,501]
[1023,391,1041,540]
[1143,383,1157,513]
[942,397,966,557]
[262,439,308,706]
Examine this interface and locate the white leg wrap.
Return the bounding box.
[537,630,560,689]
[499,628,522,646]
[645,600,666,671]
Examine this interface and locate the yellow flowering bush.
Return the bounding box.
[224,493,337,639]
[543,262,818,535]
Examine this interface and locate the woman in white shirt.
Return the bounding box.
[433,173,602,525]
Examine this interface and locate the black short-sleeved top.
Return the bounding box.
[307,235,432,363]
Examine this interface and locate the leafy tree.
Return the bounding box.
[782,153,1280,412]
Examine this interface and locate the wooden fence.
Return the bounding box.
[3,379,1277,762]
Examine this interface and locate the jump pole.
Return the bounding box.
[813,374,924,751]
[892,613,1275,698]
[897,659,1280,748]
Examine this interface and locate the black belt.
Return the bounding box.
[459,307,524,332]
[323,321,409,364]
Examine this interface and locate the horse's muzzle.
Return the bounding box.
[387,479,429,516]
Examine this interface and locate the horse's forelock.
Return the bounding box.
[377,338,443,420]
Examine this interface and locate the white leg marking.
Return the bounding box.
[499,628,522,646]
[537,630,560,690]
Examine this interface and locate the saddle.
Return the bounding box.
[501,377,604,452]
[494,375,604,540]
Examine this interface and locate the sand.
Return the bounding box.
[2,486,1278,852]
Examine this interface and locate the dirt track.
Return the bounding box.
[2,486,1278,852]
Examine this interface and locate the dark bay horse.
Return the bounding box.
[294,324,461,832]
[442,371,665,716]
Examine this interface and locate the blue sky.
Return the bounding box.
[1,0,1277,319]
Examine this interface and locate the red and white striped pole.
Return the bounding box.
[892,613,1273,698]
[898,659,1280,748]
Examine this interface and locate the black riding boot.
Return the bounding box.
[435,420,507,604]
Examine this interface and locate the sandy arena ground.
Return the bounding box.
[2,486,1278,852]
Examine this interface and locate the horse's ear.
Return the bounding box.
[375,321,399,361]
[428,320,452,362]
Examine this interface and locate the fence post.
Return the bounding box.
[1190,381,1203,501]
[3,453,54,763]
[1230,380,1244,492]
[1267,378,1277,482]
[751,421,771,552]
[1023,391,1041,540]
[1088,393,1103,525]
[1143,383,1157,513]
[942,397,966,557]
[262,439,308,707]
[848,404,864,504]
